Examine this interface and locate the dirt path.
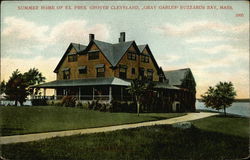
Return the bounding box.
[0,112,218,145]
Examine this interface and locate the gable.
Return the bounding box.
[164,68,196,89]
[54,43,86,73]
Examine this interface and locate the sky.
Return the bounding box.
[1,1,249,98]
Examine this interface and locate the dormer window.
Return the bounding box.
[68,53,77,62]
[88,50,99,60]
[127,51,136,60]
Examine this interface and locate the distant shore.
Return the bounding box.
[196,98,250,103]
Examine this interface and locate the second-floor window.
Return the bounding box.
[139,67,144,77]
[131,68,135,75]
[78,66,87,74]
[127,51,136,60]
[62,68,70,79]
[96,64,105,77]
[88,51,99,60]
[68,54,77,62]
[119,65,127,79]
[141,55,149,63]
[147,69,154,81]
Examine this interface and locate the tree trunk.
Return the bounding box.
[223,106,226,116]
[15,100,18,106]
[136,96,140,116]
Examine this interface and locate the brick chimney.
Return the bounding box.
[89,34,95,42]
[119,32,125,42]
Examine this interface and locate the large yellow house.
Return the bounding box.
[34,32,196,112]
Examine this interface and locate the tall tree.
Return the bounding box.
[201,82,236,116]
[4,68,45,106]
[0,80,6,94]
[127,79,146,116]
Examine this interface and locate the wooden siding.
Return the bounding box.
[57,44,114,80]
[140,48,159,81]
[114,45,140,79]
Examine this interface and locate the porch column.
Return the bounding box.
[92,87,95,100]
[109,86,112,102]
[54,89,57,100]
[78,87,81,100]
[43,88,46,99]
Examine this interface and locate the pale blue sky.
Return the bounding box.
[1,1,249,98]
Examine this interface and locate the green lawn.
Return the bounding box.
[1,115,249,160]
[0,106,186,136]
[192,115,249,138]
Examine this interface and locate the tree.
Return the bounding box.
[127,79,146,116]
[0,81,6,94]
[127,79,155,116]
[4,68,45,106]
[201,82,236,116]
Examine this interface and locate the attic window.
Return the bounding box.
[141,55,149,63]
[78,66,87,74]
[127,51,136,60]
[68,54,77,62]
[88,51,99,60]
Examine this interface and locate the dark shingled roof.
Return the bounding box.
[31,77,131,88]
[154,82,180,90]
[137,45,147,52]
[71,43,87,52]
[164,68,192,86]
[92,40,135,66]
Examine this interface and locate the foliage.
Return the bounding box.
[201,81,236,116]
[127,79,155,116]
[61,96,77,107]
[0,80,6,94]
[31,99,48,106]
[3,68,45,106]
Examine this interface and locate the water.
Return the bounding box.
[196,101,250,117]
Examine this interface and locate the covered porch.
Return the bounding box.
[32,77,132,102]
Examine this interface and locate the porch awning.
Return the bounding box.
[30,77,131,88]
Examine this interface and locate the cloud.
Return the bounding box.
[185,36,238,43]
[191,44,240,54]
[154,21,249,37]
[50,20,110,44]
[1,57,59,82]
[1,17,110,57]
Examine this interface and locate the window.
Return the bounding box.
[68,54,77,62]
[119,65,127,79]
[78,66,87,74]
[88,51,99,60]
[141,55,149,63]
[96,64,105,77]
[131,68,135,74]
[147,69,154,81]
[62,68,70,79]
[127,51,136,60]
[139,67,144,77]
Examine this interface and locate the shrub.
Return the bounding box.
[31,99,47,106]
[61,96,77,107]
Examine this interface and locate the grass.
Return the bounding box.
[1,115,249,160]
[192,115,249,138]
[0,106,186,136]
